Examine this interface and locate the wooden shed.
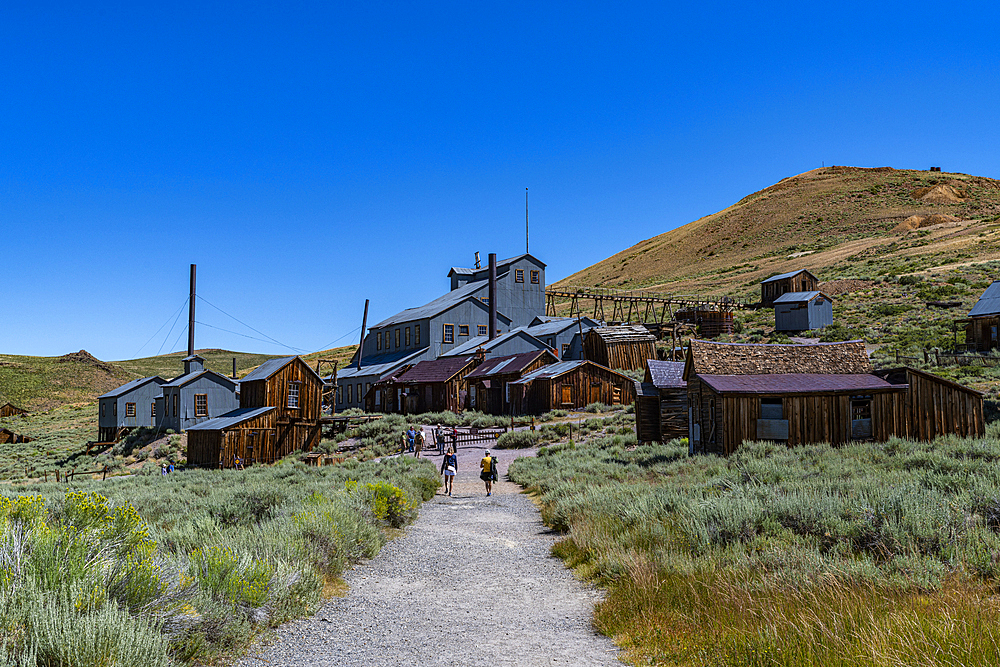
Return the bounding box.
[634,360,687,444]
[760,269,819,307]
[773,291,833,332]
[509,360,637,415]
[684,339,984,456]
[186,356,324,467]
[584,326,656,371]
[0,428,32,444]
[0,403,27,418]
[390,355,482,413]
[465,350,557,415]
[962,281,1000,351]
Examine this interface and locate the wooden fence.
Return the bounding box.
[429,426,506,453]
[895,350,1000,368]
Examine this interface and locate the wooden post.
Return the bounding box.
[55,469,60,483]
[102,466,108,481]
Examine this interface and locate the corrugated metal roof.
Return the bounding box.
[186,407,275,431]
[162,369,237,388]
[588,325,655,343]
[510,360,587,384]
[395,356,477,384]
[467,350,552,379]
[646,360,686,389]
[337,349,427,381]
[969,281,1000,317]
[448,253,547,278]
[371,280,512,329]
[241,357,296,382]
[525,318,597,338]
[98,376,167,399]
[699,373,897,394]
[440,328,549,357]
[761,269,816,284]
[773,291,828,304]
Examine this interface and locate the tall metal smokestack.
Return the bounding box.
[488,254,497,340]
[187,264,196,357]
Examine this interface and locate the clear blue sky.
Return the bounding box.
[3,1,998,360]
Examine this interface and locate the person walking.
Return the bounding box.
[440,447,458,496]
[414,427,424,458]
[407,426,416,452]
[480,449,496,496]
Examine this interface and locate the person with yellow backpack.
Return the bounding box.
[480,449,497,496]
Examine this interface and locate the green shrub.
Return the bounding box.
[495,430,540,449]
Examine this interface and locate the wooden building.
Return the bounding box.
[773,291,833,332]
[0,403,27,418]
[584,326,656,371]
[962,281,1000,351]
[760,269,819,307]
[634,360,687,444]
[674,309,734,338]
[0,428,32,444]
[389,356,482,413]
[465,350,557,415]
[685,339,984,456]
[187,356,324,467]
[509,360,637,415]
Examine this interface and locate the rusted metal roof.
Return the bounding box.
[587,325,655,344]
[187,407,275,431]
[686,339,871,377]
[394,356,477,384]
[467,350,555,379]
[761,269,817,284]
[646,360,686,389]
[699,373,899,394]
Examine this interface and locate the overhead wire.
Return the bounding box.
[196,295,306,354]
[195,321,309,352]
[156,298,189,357]
[131,299,189,360]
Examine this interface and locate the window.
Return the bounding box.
[561,385,573,405]
[385,331,391,349]
[547,337,555,348]
[195,394,208,417]
[405,327,411,346]
[101,403,106,418]
[760,399,783,420]
[443,324,455,344]
[288,382,300,408]
[366,382,371,395]
[125,403,136,418]
[377,332,382,351]
[395,328,400,349]
[561,343,570,358]
[481,297,490,306]
[113,402,117,417]
[151,402,156,418]
[347,384,353,404]
[459,325,470,336]
[515,269,524,283]
[173,394,178,417]
[357,383,363,401]
[415,324,421,346]
[337,385,343,404]
[478,325,488,336]
[530,270,540,284]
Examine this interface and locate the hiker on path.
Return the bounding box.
[480,450,497,496]
[400,430,408,454]
[440,447,458,496]
[407,426,416,452]
[414,427,424,458]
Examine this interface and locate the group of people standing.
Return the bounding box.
[401,425,498,496]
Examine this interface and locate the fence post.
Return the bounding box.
[924,350,929,364]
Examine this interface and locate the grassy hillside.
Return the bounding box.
[557,166,1000,298]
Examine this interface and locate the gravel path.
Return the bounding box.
[237,444,621,667]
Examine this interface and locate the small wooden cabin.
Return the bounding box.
[465,350,557,415]
[773,291,833,332]
[390,356,482,413]
[509,360,637,415]
[0,403,27,418]
[963,281,1000,351]
[584,326,656,371]
[685,339,984,456]
[0,428,32,444]
[634,360,687,444]
[187,356,324,467]
[760,269,819,307]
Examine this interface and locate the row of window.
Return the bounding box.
[376,324,422,352]
[442,323,489,344]
[104,382,303,421]
[337,382,371,405]
[514,269,541,284]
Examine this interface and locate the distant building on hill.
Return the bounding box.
[0,403,27,419]
[760,269,819,307]
[962,281,1000,351]
[773,291,833,332]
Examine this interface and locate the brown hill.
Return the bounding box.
[555,166,1000,299]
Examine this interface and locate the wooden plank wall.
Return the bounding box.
[0,404,27,418]
[585,337,656,371]
[521,363,637,414]
[659,388,688,441]
[966,316,1000,352]
[905,369,985,439]
[634,393,660,443]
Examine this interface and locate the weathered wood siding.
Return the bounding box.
[0,404,26,418]
[470,355,554,416]
[761,272,819,306]
[585,335,656,371]
[240,357,323,422]
[905,368,984,439]
[515,363,637,415]
[634,384,661,443]
[965,316,1000,352]
[659,388,688,441]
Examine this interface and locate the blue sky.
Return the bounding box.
[3,1,998,360]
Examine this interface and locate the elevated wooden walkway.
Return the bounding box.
[546,286,752,324]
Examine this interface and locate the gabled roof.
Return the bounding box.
[447,253,547,279]
[162,369,237,389]
[525,317,599,338]
[98,375,167,399]
[338,348,427,381]
[0,402,27,416]
[241,356,321,383]
[371,280,513,329]
[467,350,556,379]
[684,339,871,379]
[969,281,1000,318]
[761,269,817,284]
[510,360,588,384]
[186,407,275,431]
[440,327,550,357]
[773,291,831,304]
[645,360,686,389]
[699,373,898,395]
[394,356,478,384]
